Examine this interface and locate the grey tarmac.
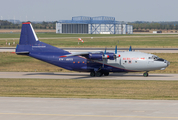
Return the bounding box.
[0,72,178,80]
[0,97,178,120]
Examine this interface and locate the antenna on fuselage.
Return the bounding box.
[129,46,132,51]
[115,45,117,54]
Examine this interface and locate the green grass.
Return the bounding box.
[0,32,177,38]
[1,33,178,48]
[0,33,20,38]
[0,79,178,99]
[0,52,69,72]
[0,52,177,73]
[39,36,178,48]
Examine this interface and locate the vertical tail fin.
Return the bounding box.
[16,22,69,55]
[19,22,38,45]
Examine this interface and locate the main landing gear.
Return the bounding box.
[90,71,109,77]
[143,72,149,77]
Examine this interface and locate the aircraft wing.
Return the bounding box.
[60,51,103,57]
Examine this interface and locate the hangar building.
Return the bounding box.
[56,16,133,34]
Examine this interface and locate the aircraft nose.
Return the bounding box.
[165,60,170,66]
[167,61,170,66]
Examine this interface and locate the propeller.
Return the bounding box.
[115,45,117,54]
[114,45,121,61]
[102,48,107,67]
[115,45,117,61]
[129,46,132,51]
[102,46,121,67]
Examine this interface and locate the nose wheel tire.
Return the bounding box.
[143,72,149,77]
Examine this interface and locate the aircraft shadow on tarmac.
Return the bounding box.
[25,72,170,79]
[25,72,92,79]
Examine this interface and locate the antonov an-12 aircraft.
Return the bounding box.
[16,22,170,77]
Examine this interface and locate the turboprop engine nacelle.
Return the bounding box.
[103,53,115,60]
[88,53,116,61]
[88,54,103,60]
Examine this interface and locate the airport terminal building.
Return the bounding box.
[56,16,133,34]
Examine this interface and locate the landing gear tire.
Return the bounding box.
[143,72,149,77]
[95,71,103,77]
[104,72,109,76]
[90,71,95,77]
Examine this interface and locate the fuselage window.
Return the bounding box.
[125,61,127,63]
[135,61,137,63]
[129,60,131,63]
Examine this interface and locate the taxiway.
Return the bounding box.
[0,72,177,80]
[0,97,178,120]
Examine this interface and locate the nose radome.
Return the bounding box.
[167,61,170,66]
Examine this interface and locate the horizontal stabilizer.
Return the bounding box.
[16,51,29,54]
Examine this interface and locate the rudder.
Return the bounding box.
[19,22,38,45]
[16,22,70,55]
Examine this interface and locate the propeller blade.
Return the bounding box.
[103,48,107,67]
[115,45,117,54]
[129,46,132,51]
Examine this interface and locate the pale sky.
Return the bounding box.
[0,0,177,22]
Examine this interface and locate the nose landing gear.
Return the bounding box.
[143,72,149,77]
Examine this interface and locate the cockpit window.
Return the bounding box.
[154,57,159,60]
[153,56,164,61]
[152,56,159,60]
[149,56,165,62]
[148,56,158,60]
[156,58,165,61]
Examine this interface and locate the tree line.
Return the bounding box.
[0,20,56,29]
[128,21,178,30]
[1,20,178,30]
